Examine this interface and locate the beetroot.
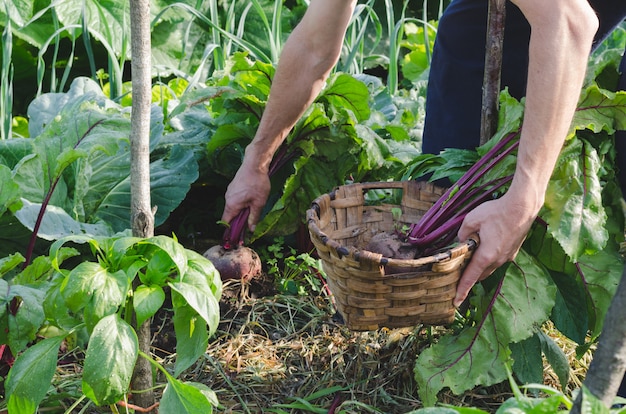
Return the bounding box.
[206,206,262,282]
[365,232,418,260]
[203,244,262,282]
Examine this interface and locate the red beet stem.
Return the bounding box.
[222,207,250,250]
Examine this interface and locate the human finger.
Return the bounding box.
[453,248,497,307]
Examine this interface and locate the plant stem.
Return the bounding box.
[403,130,519,255]
[408,131,519,247]
[222,207,250,249]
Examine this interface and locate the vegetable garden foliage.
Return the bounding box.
[0,77,198,259]
[1,234,222,412]
[157,51,422,242]
[1,0,623,409]
[405,45,626,405]
[203,52,422,240]
[0,52,423,410]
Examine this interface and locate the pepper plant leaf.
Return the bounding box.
[172,303,209,377]
[160,376,216,413]
[5,335,65,414]
[82,314,138,406]
[60,261,129,332]
[133,284,166,327]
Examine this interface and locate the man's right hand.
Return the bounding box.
[221,157,271,233]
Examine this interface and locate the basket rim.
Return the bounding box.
[306,180,479,269]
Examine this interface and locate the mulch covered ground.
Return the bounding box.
[149,274,591,414]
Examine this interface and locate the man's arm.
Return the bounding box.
[455,0,599,306]
[221,0,357,230]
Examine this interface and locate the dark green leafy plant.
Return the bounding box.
[2,233,222,411]
[406,366,626,413]
[199,52,421,242]
[0,77,198,259]
[407,47,626,404]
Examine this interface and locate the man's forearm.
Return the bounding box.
[244,0,357,172]
[509,0,598,210]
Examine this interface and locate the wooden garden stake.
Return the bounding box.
[129,0,156,411]
[572,269,626,412]
[480,0,506,145]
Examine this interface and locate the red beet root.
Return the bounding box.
[203,245,262,282]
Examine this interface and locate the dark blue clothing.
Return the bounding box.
[422,0,626,398]
[423,0,626,156]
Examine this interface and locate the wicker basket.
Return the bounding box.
[306,181,478,331]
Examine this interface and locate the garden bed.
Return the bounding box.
[147,276,591,414]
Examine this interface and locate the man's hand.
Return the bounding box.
[454,192,538,307]
[221,157,271,232]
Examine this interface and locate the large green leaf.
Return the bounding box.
[6,77,196,243]
[549,271,589,345]
[160,377,216,413]
[54,0,129,59]
[415,250,555,405]
[82,314,138,406]
[538,330,570,389]
[27,77,110,138]
[575,248,624,337]
[93,144,198,232]
[185,249,222,299]
[0,284,46,353]
[414,302,512,407]
[0,137,35,168]
[543,138,608,261]
[0,0,59,47]
[510,334,543,385]
[169,278,220,335]
[137,235,190,278]
[133,284,166,327]
[14,199,114,241]
[318,73,371,122]
[253,104,361,239]
[43,273,83,331]
[524,219,622,342]
[172,304,209,377]
[484,251,556,344]
[61,262,128,331]
[5,335,64,414]
[571,87,626,137]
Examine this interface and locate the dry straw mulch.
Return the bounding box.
[151,278,591,414]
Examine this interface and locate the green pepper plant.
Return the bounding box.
[1,232,222,412]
